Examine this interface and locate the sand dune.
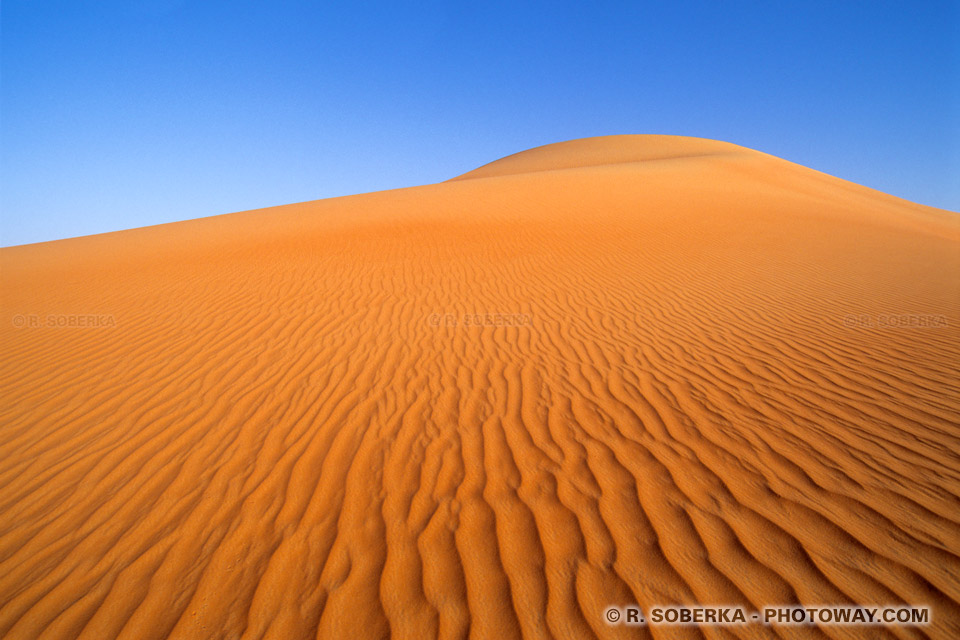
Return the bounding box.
[1,135,958,639]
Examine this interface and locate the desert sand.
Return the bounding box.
[1,135,958,639]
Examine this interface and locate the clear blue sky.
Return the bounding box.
[2,0,957,246]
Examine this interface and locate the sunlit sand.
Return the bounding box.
[2,135,958,639]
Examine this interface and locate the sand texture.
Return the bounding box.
[1,135,959,639]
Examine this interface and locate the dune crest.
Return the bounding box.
[1,136,959,639]
[451,135,757,181]
[448,135,747,180]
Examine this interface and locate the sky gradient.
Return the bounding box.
[2,0,958,246]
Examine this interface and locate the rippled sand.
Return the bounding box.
[2,136,958,639]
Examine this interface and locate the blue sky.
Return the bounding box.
[2,0,957,246]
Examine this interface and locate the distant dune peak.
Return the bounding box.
[449,134,749,181]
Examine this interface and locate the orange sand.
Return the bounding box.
[1,135,958,639]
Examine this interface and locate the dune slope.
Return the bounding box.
[1,135,959,640]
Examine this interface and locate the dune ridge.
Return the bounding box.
[1,135,959,639]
